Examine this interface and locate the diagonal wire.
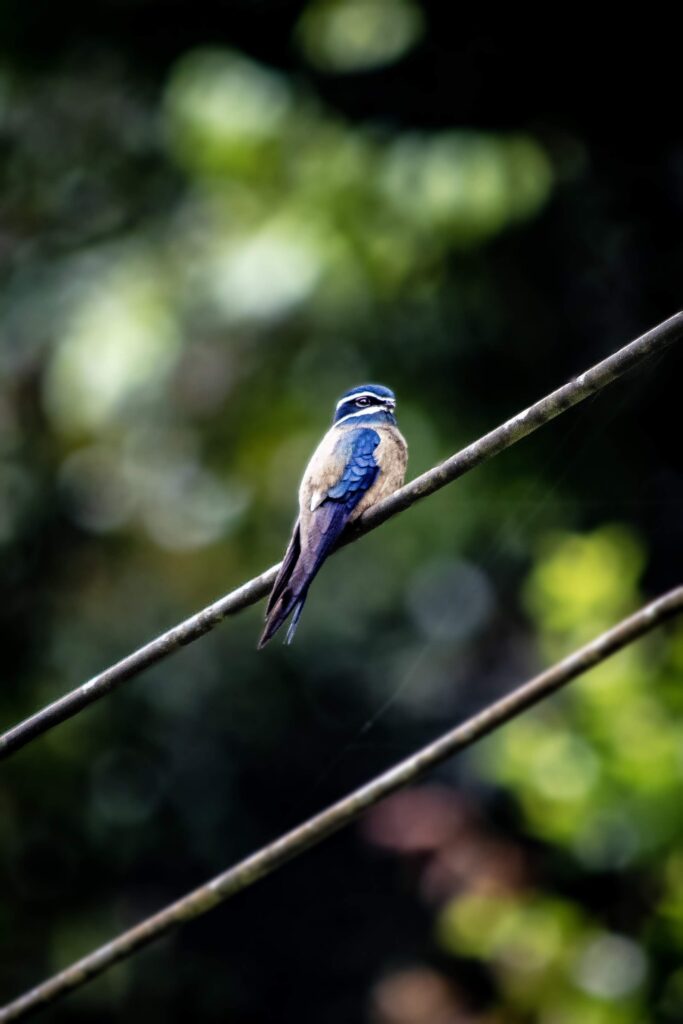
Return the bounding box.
[0,311,681,763]
[2,585,682,1021]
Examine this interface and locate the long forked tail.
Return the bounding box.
[258,502,347,647]
[258,519,314,648]
[258,559,312,648]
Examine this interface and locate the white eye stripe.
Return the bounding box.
[334,406,391,426]
[335,391,392,411]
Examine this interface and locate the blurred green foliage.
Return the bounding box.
[0,3,681,1022]
[439,529,683,1021]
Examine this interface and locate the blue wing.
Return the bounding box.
[326,428,381,506]
[259,428,380,647]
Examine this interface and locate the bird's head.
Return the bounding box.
[332,384,398,426]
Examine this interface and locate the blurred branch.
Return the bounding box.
[0,311,681,762]
[2,586,682,1021]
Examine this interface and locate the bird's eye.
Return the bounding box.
[356,397,371,407]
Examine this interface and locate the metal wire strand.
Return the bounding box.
[2,585,682,1021]
[0,311,680,762]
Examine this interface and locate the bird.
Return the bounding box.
[258,383,408,648]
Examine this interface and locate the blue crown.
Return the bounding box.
[340,384,396,402]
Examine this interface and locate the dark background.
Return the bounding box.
[1,4,681,1022]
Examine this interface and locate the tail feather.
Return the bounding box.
[258,556,316,648]
[258,499,351,648]
[266,519,301,616]
[285,600,305,645]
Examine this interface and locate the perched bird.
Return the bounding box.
[259,383,408,648]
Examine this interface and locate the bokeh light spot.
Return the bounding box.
[297,0,424,73]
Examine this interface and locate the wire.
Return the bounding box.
[0,311,680,763]
[2,586,681,1021]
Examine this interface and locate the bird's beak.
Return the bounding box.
[384,399,396,411]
